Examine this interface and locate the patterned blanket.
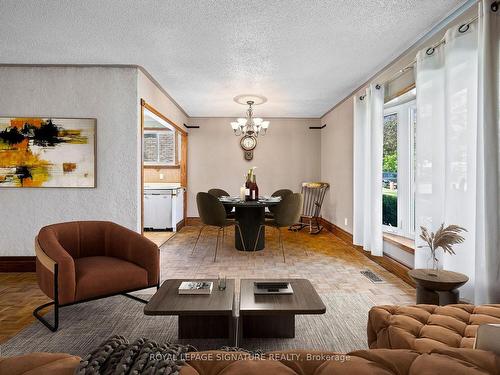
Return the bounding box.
[74,336,196,375]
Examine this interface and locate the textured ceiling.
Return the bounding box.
[0,0,467,117]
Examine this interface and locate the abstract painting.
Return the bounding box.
[0,117,96,187]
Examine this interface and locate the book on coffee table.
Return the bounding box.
[178,281,213,295]
[253,281,293,295]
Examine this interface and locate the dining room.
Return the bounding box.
[185,96,321,254]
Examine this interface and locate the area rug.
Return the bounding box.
[0,292,373,357]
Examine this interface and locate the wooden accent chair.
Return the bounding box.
[34,221,160,331]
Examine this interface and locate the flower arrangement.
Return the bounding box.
[247,166,257,180]
[419,223,467,275]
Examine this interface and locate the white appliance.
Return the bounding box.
[144,183,184,231]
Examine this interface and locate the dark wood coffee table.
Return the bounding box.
[239,279,326,338]
[144,279,235,341]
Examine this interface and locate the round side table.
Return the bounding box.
[408,269,468,306]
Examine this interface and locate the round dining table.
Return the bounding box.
[220,199,280,251]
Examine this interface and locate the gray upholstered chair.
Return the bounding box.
[254,192,304,262]
[193,192,245,261]
[474,324,500,355]
[208,188,235,218]
[266,188,293,218]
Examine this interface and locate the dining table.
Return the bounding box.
[219,198,280,251]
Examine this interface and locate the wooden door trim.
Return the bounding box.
[140,99,188,234]
[142,99,187,136]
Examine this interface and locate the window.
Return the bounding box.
[143,130,176,166]
[143,108,180,166]
[383,113,398,227]
[382,88,416,237]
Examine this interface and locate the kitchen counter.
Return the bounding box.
[144,182,181,190]
[144,183,184,231]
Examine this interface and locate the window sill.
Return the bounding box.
[383,233,415,254]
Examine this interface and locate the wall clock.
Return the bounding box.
[240,135,257,161]
[240,135,257,151]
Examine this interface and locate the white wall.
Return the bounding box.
[187,117,321,217]
[0,66,139,256]
[137,69,190,225]
[137,70,189,129]
[320,98,354,233]
[383,242,414,268]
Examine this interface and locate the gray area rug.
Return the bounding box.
[0,293,373,357]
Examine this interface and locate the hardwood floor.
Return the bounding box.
[163,226,415,301]
[144,231,176,247]
[0,227,415,346]
[0,273,49,344]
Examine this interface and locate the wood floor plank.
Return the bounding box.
[0,227,415,345]
[0,273,49,344]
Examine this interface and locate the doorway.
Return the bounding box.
[140,99,188,245]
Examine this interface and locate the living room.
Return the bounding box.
[1,1,500,374]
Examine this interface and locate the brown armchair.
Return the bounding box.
[34,221,160,331]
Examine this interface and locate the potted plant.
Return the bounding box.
[419,223,467,276]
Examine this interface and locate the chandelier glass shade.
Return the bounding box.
[230,100,269,137]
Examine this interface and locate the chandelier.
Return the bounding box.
[230,97,270,137]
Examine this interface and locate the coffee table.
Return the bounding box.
[144,279,235,341]
[239,279,326,338]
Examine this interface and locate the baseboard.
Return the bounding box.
[186,217,202,226]
[318,218,352,244]
[319,218,415,287]
[0,256,36,272]
[176,218,186,231]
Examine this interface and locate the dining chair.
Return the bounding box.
[266,188,293,218]
[193,192,246,261]
[208,188,235,218]
[253,193,304,262]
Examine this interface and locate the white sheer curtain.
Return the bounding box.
[415,0,500,303]
[353,84,384,256]
[475,0,500,304]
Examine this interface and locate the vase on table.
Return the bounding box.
[427,250,439,276]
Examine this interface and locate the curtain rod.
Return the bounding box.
[384,1,499,86]
[324,0,487,114]
[383,6,491,87]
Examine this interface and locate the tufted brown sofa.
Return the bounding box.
[2,348,499,375]
[368,304,500,352]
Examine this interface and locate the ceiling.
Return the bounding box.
[0,0,468,117]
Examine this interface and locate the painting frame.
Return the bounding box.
[0,116,97,188]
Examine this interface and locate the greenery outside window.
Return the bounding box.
[382,89,416,238]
